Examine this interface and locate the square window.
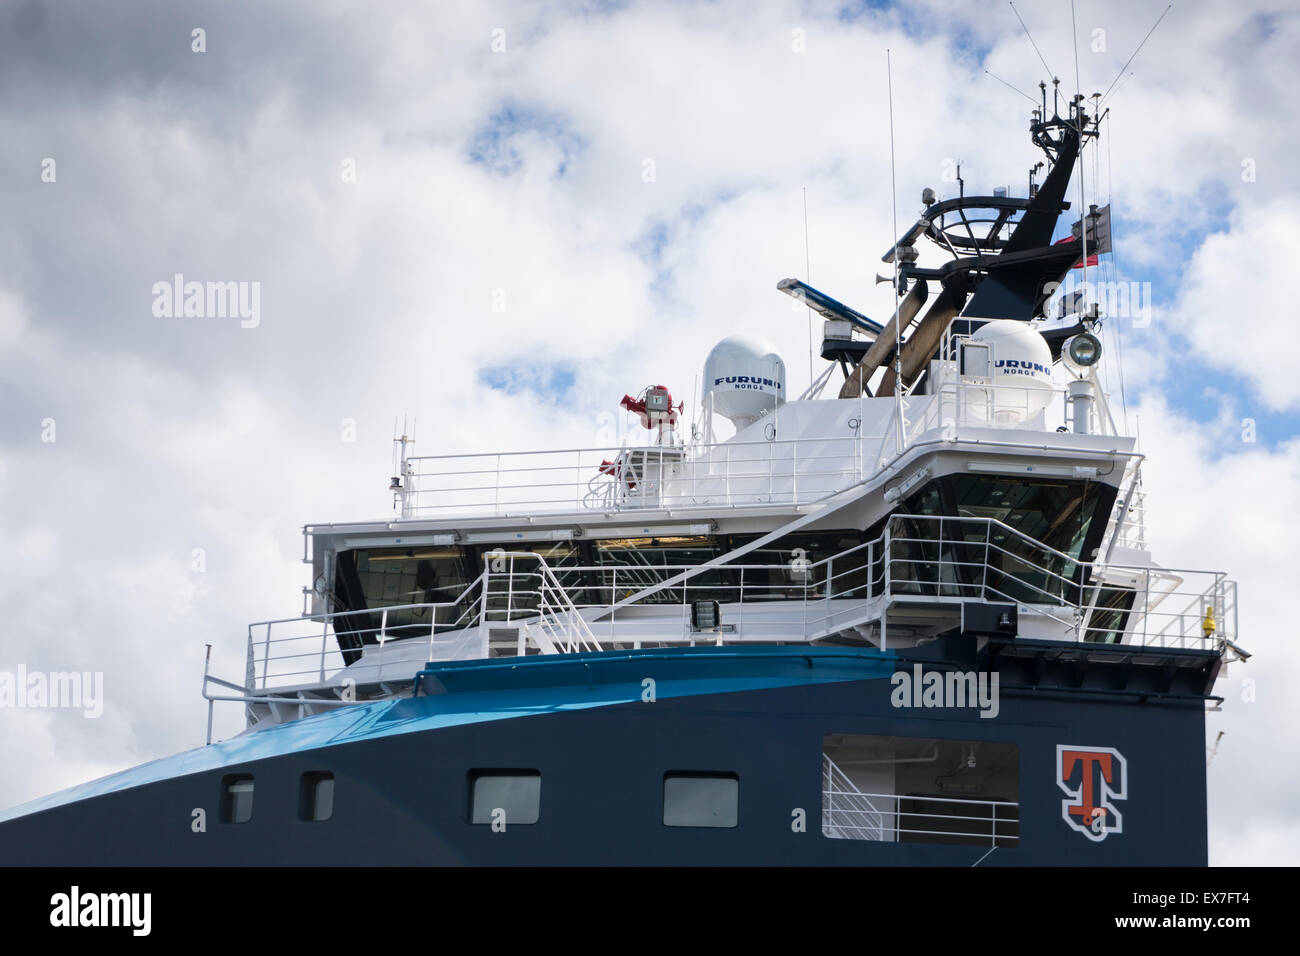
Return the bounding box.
[663,773,738,828]
[299,771,334,822]
[470,771,540,825]
[220,774,254,824]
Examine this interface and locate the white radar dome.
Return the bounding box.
[967,320,1055,424]
[703,335,786,428]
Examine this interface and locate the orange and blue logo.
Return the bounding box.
[1057,745,1127,842]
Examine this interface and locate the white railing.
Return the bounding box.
[823,744,1017,847]
[241,580,487,693]
[466,516,1236,652]
[822,788,1020,846]
[235,552,600,694]
[880,515,1237,649]
[225,514,1237,704]
[872,376,1120,473]
[469,537,887,648]
[393,376,1124,519]
[479,551,600,654]
[395,435,869,519]
[1105,484,1148,553]
[823,754,886,840]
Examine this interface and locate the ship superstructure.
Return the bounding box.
[0,94,1245,866]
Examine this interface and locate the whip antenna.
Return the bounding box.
[1100,3,1173,105]
[886,49,904,448]
[985,69,1038,106]
[803,185,814,388]
[1010,1,1056,80]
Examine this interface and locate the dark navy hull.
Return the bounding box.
[0,642,1216,866]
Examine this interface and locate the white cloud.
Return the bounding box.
[1128,393,1300,865]
[1173,202,1300,412]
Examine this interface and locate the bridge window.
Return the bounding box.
[728,531,870,600]
[593,536,726,605]
[331,548,475,655]
[905,475,1111,562]
[663,772,739,828]
[355,547,473,624]
[890,475,1117,606]
[588,532,869,605]
[333,529,875,647]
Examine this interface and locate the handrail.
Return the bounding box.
[392,375,1133,519]
[822,754,1017,845]
[402,435,858,465]
[821,791,1020,845]
[251,593,476,631]
[481,551,600,653]
[823,754,886,839]
[231,513,1237,708]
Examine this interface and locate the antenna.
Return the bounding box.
[1100,70,1135,111]
[1070,0,1090,298]
[1100,3,1173,105]
[691,372,701,444]
[1010,1,1056,79]
[390,415,416,515]
[1070,0,1082,104]
[1075,117,1091,302]
[803,186,814,390]
[984,69,1037,106]
[1103,110,1129,431]
[886,49,904,449]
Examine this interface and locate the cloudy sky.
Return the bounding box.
[0,0,1296,864]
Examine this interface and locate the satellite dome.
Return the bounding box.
[971,320,1053,385]
[967,320,1055,423]
[703,335,786,429]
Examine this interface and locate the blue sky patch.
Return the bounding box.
[836,0,926,39]
[479,360,578,404]
[1122,330,1298,451]
[468,102,585,177]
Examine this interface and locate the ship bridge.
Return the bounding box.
[205,338,1240,732]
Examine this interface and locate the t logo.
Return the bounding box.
[1056,745,1127,842]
